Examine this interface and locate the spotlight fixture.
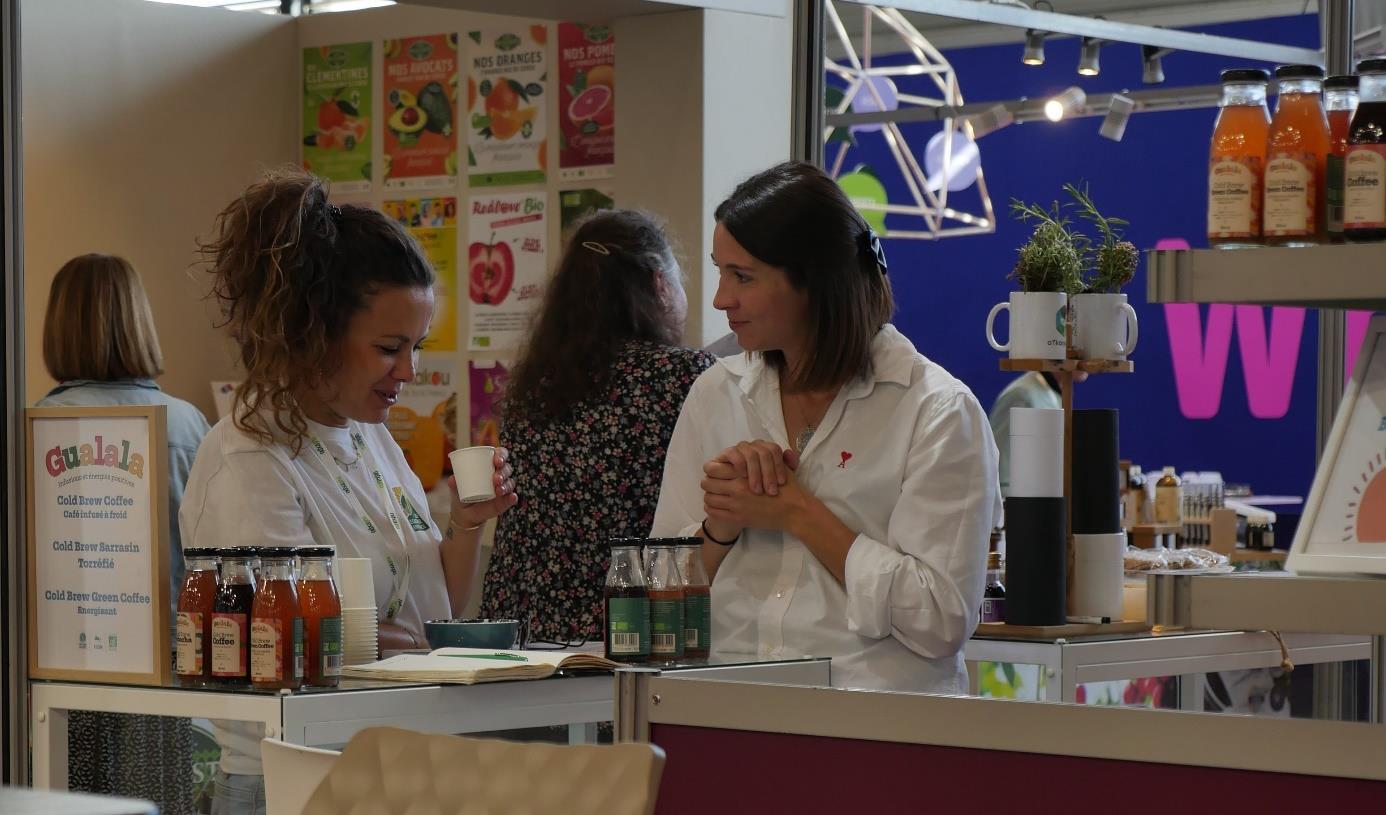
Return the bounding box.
[1022,29,1047,65]
[1100,94,1135,141]
[1044,87,1087,122]
[1142,44,1173,84]
[1078,36,1105,76]
[966,104,1015,138]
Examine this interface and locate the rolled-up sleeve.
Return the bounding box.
[842,389,1000,659]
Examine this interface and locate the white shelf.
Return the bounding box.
[1147,572,1386,635]
[1146,245,1386,310]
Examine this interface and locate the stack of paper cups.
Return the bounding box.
[338,558,380,666]
[1009,408,1063,498]
[1073,532,1126,620]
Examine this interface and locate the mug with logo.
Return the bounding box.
[986,292,1068,360]
[1071,292,1139,360]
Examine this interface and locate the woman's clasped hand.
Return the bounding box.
[701,440,805,534]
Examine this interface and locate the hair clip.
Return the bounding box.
[581,241,611,256]
[327,203,343,221]
[859,228,889,275]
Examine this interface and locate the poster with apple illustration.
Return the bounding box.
[466,26,547,187]
[383,34,458,190]
[302,42,371,192]
[381,197,458,351]
[468,192,546,350]
[469,361,508,448]
[557,23,614,180]
[386,354,457,493]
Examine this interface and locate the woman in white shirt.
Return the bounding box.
[652,161,1002,695]
[183,169,514,814]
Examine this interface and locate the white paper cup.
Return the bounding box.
[336,558,376,611]
[449,445,497,504]
[1073,532,1126,619]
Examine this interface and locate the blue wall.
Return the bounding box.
[845,14,1323,497]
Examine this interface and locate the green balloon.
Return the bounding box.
[836,170,888,235]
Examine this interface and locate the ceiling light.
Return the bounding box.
[1078,36,1105,76]
[967,104,1015,138]
[1023,29,1047,66]
[1100,94,1135,141]
[1044,87,1087,122]
[1142,45,1172,84]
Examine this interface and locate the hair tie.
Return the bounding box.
[581,241,611,256]
[326,203,342,221]
[858,228,888,275]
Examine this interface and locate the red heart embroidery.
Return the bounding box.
[839,451,852,468]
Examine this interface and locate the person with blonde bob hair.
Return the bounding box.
[37,253,211,814]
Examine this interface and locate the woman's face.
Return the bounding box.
[308,285,434,426]
[710,222,809,356]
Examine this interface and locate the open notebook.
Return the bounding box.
[340,648,621,684]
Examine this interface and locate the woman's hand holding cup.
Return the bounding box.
[448,446,517,530]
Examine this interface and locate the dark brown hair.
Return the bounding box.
[43,253,164,383]
[714,161,894,392]
[200,168,433,448]
[503,209,683,420]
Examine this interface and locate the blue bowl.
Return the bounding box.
[423,618,520,650]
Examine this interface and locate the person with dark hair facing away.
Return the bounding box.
[479,210,714,643]
[182,169,515,813]
[653,161,1003,694]
[37,253,210,814]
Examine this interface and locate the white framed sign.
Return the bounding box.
[1291,315,1386,575]
[26,406,171,685]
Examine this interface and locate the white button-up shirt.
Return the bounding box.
[653,325,1003,694]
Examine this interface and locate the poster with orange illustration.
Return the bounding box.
[382,34,458,191]
[466,26,547,187]
[467,192,546,351]
[386,353,457,493]
[557,23,614,180]
[382,197,458,351]
[469,361,509,449]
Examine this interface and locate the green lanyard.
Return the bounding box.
[307,430,412,621]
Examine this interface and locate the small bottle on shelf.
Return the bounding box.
[1345,59,1386,242]
[1325,74,1360,242]
[1125,465,1147,528]
[1155,466,1183,527]
[1208,68,1271,249]
[980,553,1006,623]
[1264,64,1331,247]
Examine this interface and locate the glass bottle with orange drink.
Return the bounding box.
[297,547,342,687]
[175,549,219,687]
[1325,75,1360,242]
[1208,69,1271,248]
[1264,65,1331,246]
[250,547,304,690]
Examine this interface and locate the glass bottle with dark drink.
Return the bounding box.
[674,539,710,659]
[1325,75,1360,242]
[1346,59,1386,241]
[980,553,1006,623]
[297,547,342,687]
[211,548,256,685]
[645,539,685,663]
[175,549,219,686]
[251,547,304,690]
[603,539,650,663]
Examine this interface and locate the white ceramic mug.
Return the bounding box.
[986,291,1067,360]
[1071,292,1139,360]
[449,445,497,504]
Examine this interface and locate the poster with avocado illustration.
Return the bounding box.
[466,26,547,187]
[383,34,458,190]
[386,353,457,494]
[468,361,508,449]
[381,197,458,351]
[302,43,372,192]
[468,192,546,350]
[557,23,614,179]
[559,187,614,248]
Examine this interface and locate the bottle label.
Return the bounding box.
[650,597,685,656]
[981,597,1006,623]
[1207,156,1261,239]
[1155,486,1183,525]
[1327,152,1347,234]
[319,616,343,678]
[606,597,650,655]
[1263,153,1316,236]
[176,611,202,675]
[1344,145,1386,229]
[210,613,246,677]
[251,617,304,683]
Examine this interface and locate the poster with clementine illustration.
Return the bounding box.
[381,197,458,352]
[468,191,546,350]
[557,22,614,180]
[382,34,458,191]
[386,354,457,494]
[302,42,371,192]
[466,26,547,187]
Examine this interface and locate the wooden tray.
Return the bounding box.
[973,621,1151,639]
[998,358,1134,374]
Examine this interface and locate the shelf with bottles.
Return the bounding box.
[1146,243,1386,310]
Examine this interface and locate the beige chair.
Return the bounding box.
[302,726,666,815]
[261,738,342,815]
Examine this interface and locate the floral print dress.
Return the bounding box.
[480,341,715,642]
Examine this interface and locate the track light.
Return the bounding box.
[1044,87,1087,122]
[1078,36,1105,76]
[967,104,1015,139]
[1100,94,1135,141]
[1022,29,1047,65]
[1142,45,1172,84]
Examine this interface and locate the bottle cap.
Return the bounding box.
[296,546,335,558]
[183,548,219,558]
[1163,466,1177,475]
[1357,58,1386,74]
[1273,64,1324,80]
[1325,74,1360,90]
[1220,68,1270,84]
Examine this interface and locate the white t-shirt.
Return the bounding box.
[652,325,1003,695]
[181,414,450,774]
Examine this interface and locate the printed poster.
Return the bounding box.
[382,197,459,351]
[559,187,614,248]
[387,353,458,494]
[469,361,509,448]
[383,34,459,190]
[467,26,548,187]
[468,191,546,350]
[302,43,372,192]
[557,23,615,179]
